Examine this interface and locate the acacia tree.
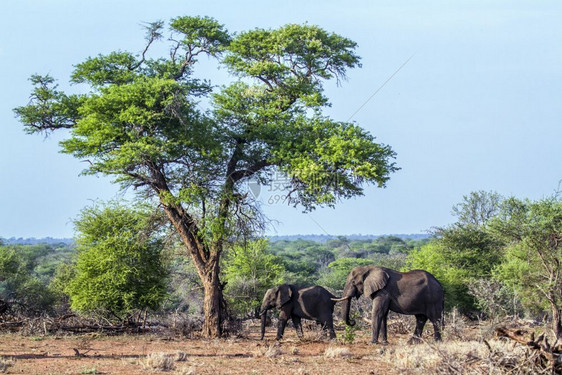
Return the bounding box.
[14,17,398,337]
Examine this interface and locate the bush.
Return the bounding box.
[65,202,169,320]
[0,246,55,315]
[223,239,284,316]
[491,197,562,330]
[467,278,522,319]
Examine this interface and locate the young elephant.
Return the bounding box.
[259,284,337,340]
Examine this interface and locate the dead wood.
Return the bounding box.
[495,326,562,373]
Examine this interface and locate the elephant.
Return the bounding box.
[259,284,337,340]
[334,266,444,344]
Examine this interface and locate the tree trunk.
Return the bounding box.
[151,164,231,338]
[160,202,227,338]
[201,256,225,338]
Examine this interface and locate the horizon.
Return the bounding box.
[1,233,432,245]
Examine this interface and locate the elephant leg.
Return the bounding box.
[428,302,444,341]
[431,318,442,341]
[408,314,428,344]
[371,295,390,344]
[316,317,335,339]
[315,321,325,338]
[292,315,303,338]
[380,311,389,344]
[277,311,289,340]
[324,319,336,340]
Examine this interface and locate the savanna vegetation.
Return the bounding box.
[1,192,561,373]
[0,217,424,322]
[2,190,561,335]
[5,13,562,375]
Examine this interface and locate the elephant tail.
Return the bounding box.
[440,299,445,328]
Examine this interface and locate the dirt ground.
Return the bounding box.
[0,326,409,375]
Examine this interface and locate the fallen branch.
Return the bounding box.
[0,321,24,329]
[495,326,562,374]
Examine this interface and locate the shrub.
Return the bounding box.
[142,353,175,371]
[0,246,55,315]
[65,202,169,320]
[222,239,284,317]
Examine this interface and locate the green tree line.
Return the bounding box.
[0,202,424,320]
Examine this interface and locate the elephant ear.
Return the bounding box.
[276,284,293,308]
[364,268,389,298]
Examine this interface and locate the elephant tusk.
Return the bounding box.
[331,297,349,302]
[259,310,267,316]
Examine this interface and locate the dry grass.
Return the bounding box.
[174,351,189,362]
[0,358,14,374]
[0,319,558,374]
[324,346,353,359]
[135,350,194,373]
[252,342,284,358]
[265,344,283,358]
[378,339,551,374]
[175,365,197,375]
[142,352,176,372]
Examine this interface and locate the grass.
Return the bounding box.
[174,351,189,362]
[264,344,283,358]
[142,352,176,372]
[0,317,558,374]
[376,339,543,374]
[175,365,197,375]
[0,357,13,374]
[324,346,353,359]
[80,367,99,374]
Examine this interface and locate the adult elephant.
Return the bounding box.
[259,284,337,340]
[334,266,444,344]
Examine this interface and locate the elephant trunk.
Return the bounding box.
[340,282,358,326]
[260,309,267,340]
[341,297,355,326]
[259,293,272,340]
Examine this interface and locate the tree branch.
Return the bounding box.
[145,161,208,268]
[129,21,164,71]
[230,160,271,182]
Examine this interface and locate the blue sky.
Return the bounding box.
[1,1,561,238]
